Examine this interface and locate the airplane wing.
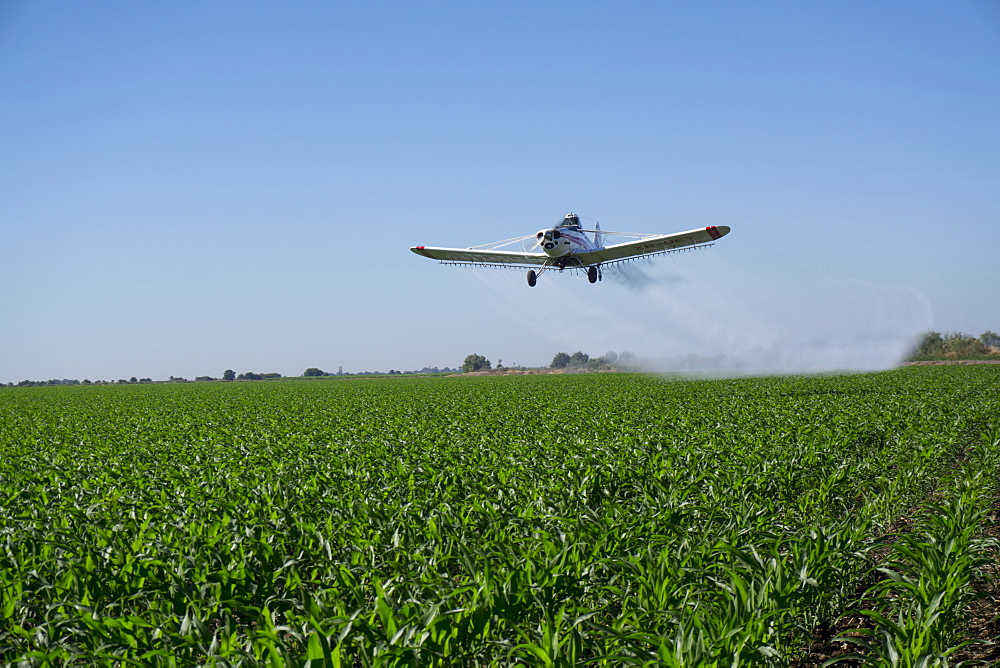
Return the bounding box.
[410,246,550,267]
[572,226,730,266]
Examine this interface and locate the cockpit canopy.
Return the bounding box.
[559,213,581,229]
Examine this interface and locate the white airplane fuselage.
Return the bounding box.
[536,214,598,258]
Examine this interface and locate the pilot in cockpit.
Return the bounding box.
[560,213,581,228]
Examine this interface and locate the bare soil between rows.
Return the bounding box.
[900,360,1000,365]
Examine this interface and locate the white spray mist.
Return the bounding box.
[465,251,931,376]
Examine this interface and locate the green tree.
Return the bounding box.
[980,331,1000,348]
[569,351,590,366]
[909,331,992,360]
[462,354,491,372]
[603,350,618,364]
[223,369,236,381]
[303,367,326,377]
[944,333,987,357]
[913,331,944,357]
[551,352,570,369]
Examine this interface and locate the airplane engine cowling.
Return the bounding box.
[537,228,571,258]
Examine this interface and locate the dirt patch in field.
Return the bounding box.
[795,575,882,666]
[900,360,1000,365]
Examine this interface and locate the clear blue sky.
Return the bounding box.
[2,1,998,381]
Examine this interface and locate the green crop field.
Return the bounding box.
[1,366,998,666]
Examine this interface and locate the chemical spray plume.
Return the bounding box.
[465,253,932,376]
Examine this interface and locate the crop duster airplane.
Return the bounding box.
[411,213,731,287]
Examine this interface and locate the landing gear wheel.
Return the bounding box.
[587,266,598,284]
[527,270,537,287]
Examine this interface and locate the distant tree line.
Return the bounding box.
[3,364,466,388]
[13,333,996,389]
[9,377,155,387]
[235,372,282,381]
[550,350,635,370]
[13,378,85,387]
[452,350,639,374]
[907,331,1000,361]
[299,366,458,377]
